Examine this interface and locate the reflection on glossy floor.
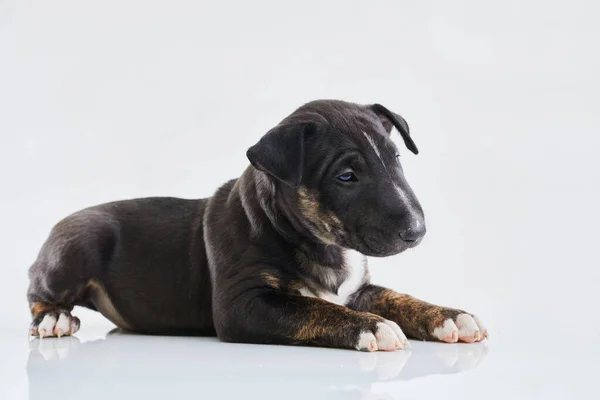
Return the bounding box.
[0,312,593,400]
[26,325,487,400]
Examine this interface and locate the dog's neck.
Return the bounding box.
[241,168,344,269]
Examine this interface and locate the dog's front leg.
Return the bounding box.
[215,292,409,351]
[348,285,488,343]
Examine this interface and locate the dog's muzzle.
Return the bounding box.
[399,218,426,244]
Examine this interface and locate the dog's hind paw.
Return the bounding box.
[29,311,80,338]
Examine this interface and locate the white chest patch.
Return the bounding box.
[299,250,367,306]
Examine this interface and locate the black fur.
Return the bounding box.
[27,100,484,350]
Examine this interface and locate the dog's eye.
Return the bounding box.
[395,154,400,162]
[337,172,357,182]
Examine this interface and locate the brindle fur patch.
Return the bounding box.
[288,281,306,294]
[297,187,342,245]
[30,301,54,319]
[262,272,281,290]
[293,298,382,345]
[350,286,467,340]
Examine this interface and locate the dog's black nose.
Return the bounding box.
[399,220,426,242]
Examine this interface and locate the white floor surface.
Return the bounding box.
[1,307,598,400]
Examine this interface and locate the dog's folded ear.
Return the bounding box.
[246,123,313,188]
[371,104,419,155]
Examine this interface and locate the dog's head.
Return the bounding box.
[246,100,425,257]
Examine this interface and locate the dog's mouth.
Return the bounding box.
[363,242,411,258]
[310,215,425,257]
[339,231,419,258]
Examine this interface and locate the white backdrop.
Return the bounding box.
[1,1,599,399]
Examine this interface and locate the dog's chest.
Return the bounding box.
[298,249,367,306]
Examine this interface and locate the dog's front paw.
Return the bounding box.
[432,313,488,343]
[356,319,410,352]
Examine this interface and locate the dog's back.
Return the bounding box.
[27,196,215,335]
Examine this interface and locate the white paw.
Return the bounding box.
[356,320,410,352]
[472,315,488,339]
[36,314,57,338]
[433,314,488,343]
[30,312,80,338]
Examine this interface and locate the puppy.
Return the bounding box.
[27,100,487,351]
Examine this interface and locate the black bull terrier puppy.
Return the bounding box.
[27,100,488,351]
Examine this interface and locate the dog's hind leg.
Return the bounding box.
[28,252,88,338]
[27,210,118,337]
